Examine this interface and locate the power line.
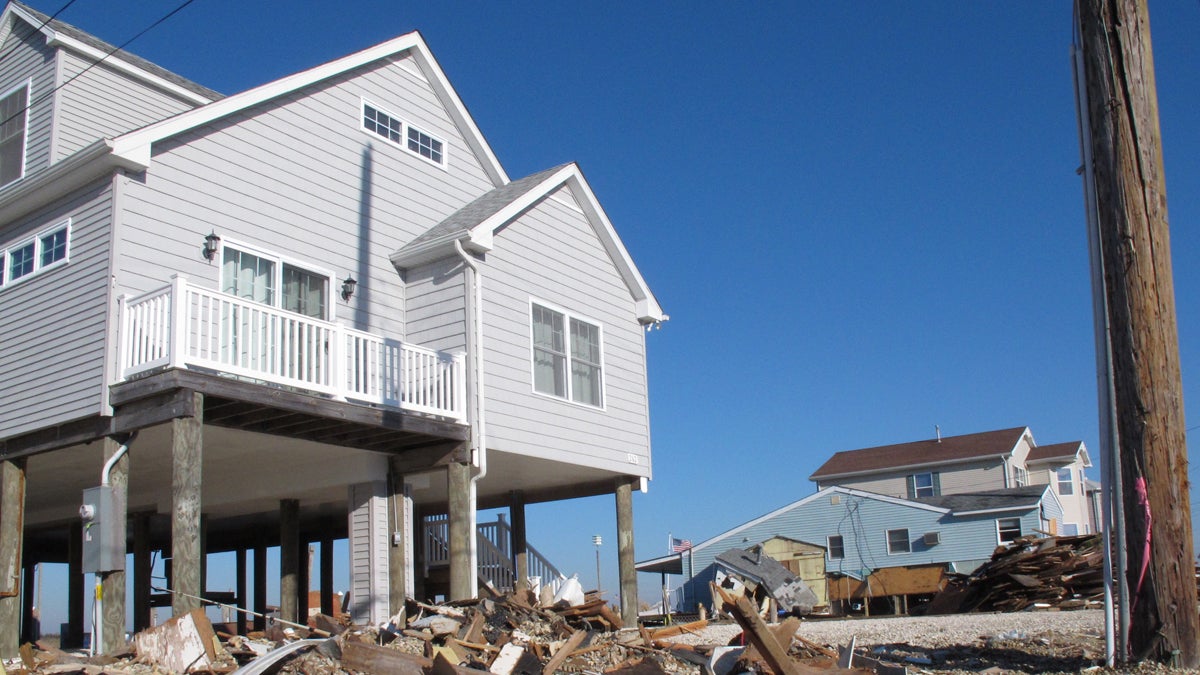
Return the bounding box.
[0,0,199,132]
[0,0,79,68]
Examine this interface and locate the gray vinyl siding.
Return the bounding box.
[116,52,494,342]
[0,19,56,182]
[54,50,197,161]
[0,179,112,438]
[404,257,466,353]
[677,488,1045,610]
[481,184,651,476]
[818,459,1006,497]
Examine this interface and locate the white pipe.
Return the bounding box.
[93,432,135,653]
[455,240,487,598]
[1071,15,1126,663]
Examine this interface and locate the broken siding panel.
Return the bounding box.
[480,186,650,475]
[0,21,56,178]
[404,257,466,353]
[116,55,494,341]
[55,51,197,161]
[0,180,112,438]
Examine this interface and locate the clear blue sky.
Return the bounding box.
[26,0,1200,626]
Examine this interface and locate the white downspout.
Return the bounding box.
[455,240,486,598]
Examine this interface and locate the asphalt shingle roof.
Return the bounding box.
[916,485,1048,513]
[810,426,1028,479]
[1026,441,1083,463]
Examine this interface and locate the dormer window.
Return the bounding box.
[0,81,29,187]
[361,99,446,167]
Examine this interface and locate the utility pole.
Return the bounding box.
[1076,0,1198,665]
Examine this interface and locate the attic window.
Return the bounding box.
[360,99,446,167]
[0,81,29,188]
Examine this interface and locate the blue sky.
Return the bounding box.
[25,1,1200,626]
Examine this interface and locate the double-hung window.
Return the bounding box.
[827,535,845,560]
[1056,467,1074,496]
[0,81,29,187]
[0,220,70,289]
[361,99,446,167]
[997,517,1022,543]
[531,302,604,407]
[886,528,910,554]
[908,472,939,498]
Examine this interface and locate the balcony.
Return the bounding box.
[117,275,466,422]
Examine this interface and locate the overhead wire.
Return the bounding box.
[0,0,200,131]
[0,0,78,66]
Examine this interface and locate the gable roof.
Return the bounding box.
[392,162,665,324]
[1026,441,1091,467]
[109,31,508,185]
[916,485,1052,515]
[810,426,1029,480]
[3,2,220,104]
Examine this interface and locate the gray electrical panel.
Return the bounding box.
[81,486,124,573]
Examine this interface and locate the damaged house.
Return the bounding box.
[637,427,1088,615]
[0,1,664,657]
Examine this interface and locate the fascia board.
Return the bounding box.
[111,33,428,162]
[811,454,1007,482]
[952,505,1039,516]
[5,5,214,106]
[388,229,471,269]
[0,138,136,224]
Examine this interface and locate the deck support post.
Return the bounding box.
[0,457,26,659]
[320,538,333,616]
[615,476,638,627]
[388,458,413,616]
[252,542,267,631]
[100,436,128,654]
[235,548,248,635]
[65,521,84,648]
[510,490,528,586]
[447,462,472,601]
[279,499,300,624]
[133,513,152,632]
[171,393,204,616]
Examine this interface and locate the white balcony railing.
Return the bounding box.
[118,275,466,421]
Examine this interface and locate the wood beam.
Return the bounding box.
[0,458,27,659]
[615,476,637,627]
[100,437,128,656]
[279,499,299,624]
[171,393,204,616]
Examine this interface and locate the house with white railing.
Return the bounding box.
[0,1,664,656]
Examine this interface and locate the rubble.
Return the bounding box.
[924,533,1105,614]
[713,548,818,616]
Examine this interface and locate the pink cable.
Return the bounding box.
[1131,476,1152,612]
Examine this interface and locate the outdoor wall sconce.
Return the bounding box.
[341,275,357,301]
[202,231,220,260]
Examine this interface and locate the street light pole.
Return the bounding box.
[592,535,603,597]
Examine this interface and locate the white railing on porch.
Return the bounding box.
[424,515,564,595]
[118,275,466,421]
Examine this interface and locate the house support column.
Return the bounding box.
[447,462,473,601]
[0,458,26,659]
[100,436,128,655]
[252,542,266,631]
[615,476,638,627]
[171,394,204,616]
[236,548,248,634]
[510,490,528,586]
[388,458,413,616]
[297,541,310,620]
[65,521,84,648]
[132,513,152,632]
[320,538,333,616]
[279,498,299,624]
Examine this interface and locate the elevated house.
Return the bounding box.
[0,1,664,655]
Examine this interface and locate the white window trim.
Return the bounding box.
[0,78,32,190]
[885,528,910,555]
[912,471,936,498]
[528,298,607,410]
[826,534,844,560]
[359,97,448,170]
[1057,466,1075,496]
[0,218,71,291]
[996,517,1022,544]
[218,237,337,321]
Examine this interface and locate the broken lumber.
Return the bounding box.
[714,585,801,675]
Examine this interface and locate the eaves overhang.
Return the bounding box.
[0,138,143,224]
[811,453,1008,483]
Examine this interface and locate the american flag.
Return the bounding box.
[670,537,692,553]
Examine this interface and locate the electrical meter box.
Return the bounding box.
[81,486,124,573]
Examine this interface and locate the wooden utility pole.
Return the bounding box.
[1077,0,1198,665]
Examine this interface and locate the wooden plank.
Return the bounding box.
[0,415,110,460]
[714,586,800,675]
[541,630,587,675]
[648,619,708,640]
[111,388,197,433]
[341,640,428,675]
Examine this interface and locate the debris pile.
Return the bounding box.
[924,533,1104,614]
